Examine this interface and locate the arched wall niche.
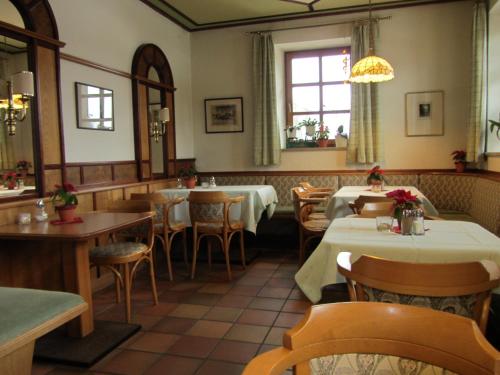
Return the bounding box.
[131,44,177,180]
[0,0,65,198]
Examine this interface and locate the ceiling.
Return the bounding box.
[140,0,447,31]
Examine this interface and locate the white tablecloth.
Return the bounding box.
[326,186,440,219]
[158,185,278,234]
[295,218,500,303]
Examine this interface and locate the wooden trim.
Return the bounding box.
[134,76,176,92]
[55,49,67,185]
[138,0,192,31]
[0,20,64,47]
[66,160,136,167]
[60,53,131,79]
[44,164,62,170]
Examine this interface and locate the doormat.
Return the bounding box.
[34,320,141,367]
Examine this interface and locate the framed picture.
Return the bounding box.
[204,97,244,133]
[405,90,444,137]
[75,82,114,131]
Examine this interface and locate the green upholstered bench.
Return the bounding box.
[0,287,87,375]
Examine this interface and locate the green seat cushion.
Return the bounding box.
[90,242,148,258]
[0,287,84,346]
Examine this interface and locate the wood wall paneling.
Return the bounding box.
[37,46,61,166]
[113,163,137,182]
[82,165,113,185]
[66,166,81,186]
[44,169,62,192]
[142,162,151,179]
[75,193,94,214]
[124,185,148,199]
[94,188,124,210]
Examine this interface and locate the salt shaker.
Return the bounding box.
[209,176,216,188]
[176,178,183,189]
[412,208,425,235]
[34,199,48,222]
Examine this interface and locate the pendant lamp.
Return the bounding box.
[349,0,394,83]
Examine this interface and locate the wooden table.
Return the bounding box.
[0,211,153,337]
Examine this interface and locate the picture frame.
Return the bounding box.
[405,90,444,137]
[75,82,114,131]
[204,97,244,134]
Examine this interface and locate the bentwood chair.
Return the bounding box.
[299,181,334,195]
[357,201,395,218]
[188,191,246,280]
[348,195,395,215]
[130,192,188,281]
[292,187,331,265]
[242,302,500,375]
[337,252,500,333]
[89,199,158,322]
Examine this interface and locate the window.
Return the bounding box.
[285,47,351,144]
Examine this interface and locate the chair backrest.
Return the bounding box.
[358,201,394,218]
[291,187,323,224]
[130,192,182,225]
[351,195,394,214]
[337,252,500,333]
[242,302,500,375]
[188,191,229,224]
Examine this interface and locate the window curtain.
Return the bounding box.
[466,1,487,162]
[346,23,383,164]
[252,33,280,166]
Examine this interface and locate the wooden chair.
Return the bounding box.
[292,187,331,265]
[89,199,158,322]
[299,181,334,196]
[188,191,245,280]
[348,195,394,214]
[242,302,500,375]
[357,201,394,218]
[337,252,500,333]
[130,192,188,281]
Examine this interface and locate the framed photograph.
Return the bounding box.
[75,82,114,131]
[405,90,444,137]
[204,97,244,134]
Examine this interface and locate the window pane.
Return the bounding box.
[323,84,351,111]
[86,97,101,119]
[86,86,100,95]
[291,57,319,84]
[104,97,113,118]
[293,86,319,112]
[293,114,320,139]
[322,54,350,82]
[323,113,350,135]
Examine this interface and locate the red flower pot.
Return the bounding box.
[7,181,16,190]
[56,205,77,222]
[455,162,465,173]
[317,139,329,148]
[184,177,196,189]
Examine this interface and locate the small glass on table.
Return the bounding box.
[376,216,393,232]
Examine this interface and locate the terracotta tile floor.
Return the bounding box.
[32,250,308,375]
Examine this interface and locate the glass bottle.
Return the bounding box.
[412,208,425,235]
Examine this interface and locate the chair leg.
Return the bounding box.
[191,230,198,279]
[114,264,121,304]
[299,229,305,266]
[165,232,173,281]
[207,238,212,271]
[182,229,189,272]
[239,230,246,269]
[148,254,159,305]
[223,232,232,281]
[123,262,132,323]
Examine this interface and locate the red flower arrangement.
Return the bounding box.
[51,183,78,208]
[451,150,466,163]
[2,171,18,189]
[366,165,387,185]
[386,189,421,225]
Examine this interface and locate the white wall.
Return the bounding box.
[486,0,500,171]
[49,0,194,162]
[191,1,473,171]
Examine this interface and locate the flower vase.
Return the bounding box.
[317,139,328,148]
[370,180,383,192]
[184,177,196,189]
[7,181,16,190]
[56,205,77,222]
[455,162,465,173]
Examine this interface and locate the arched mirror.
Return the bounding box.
[132,44,176,180]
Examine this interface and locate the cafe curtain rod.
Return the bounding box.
[246,15,391,34]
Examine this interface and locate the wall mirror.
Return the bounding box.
[148,78,165,175]
[0,33,37,195]
[75,82,114,131]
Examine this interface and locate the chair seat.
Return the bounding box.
[117,223,148,238]
[309,212,328,220]
[154,221,186,233]
[196,220,244,233]
[90,242,149,258]
[303,219,330,231]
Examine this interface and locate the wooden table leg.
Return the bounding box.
[62,240,94,337]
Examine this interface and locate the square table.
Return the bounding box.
[158,185,278,234]
[295,218,500,303]
[0,211,154,337]
[326,185,440,219]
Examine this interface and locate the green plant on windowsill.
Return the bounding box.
[297,118,319,137]
[489,119,500,140]
[286,139,318,148]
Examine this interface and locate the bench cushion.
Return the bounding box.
[0,287,84,347]
[213,175,266,186]
[469,178,500,236]
[339,174,419,188]
[419,174,477,212]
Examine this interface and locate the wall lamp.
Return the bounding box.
[0,71,35,136]
[150,107,169,143]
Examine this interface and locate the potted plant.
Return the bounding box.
[284,125,299,139]
[386,189,421,231]
[51,183,78,222]
[335,125,348,148]
[315,124,330,147]
[2,172,18,190]
[488,119,500,140]
[451,150,466,173]
[366,165,387,192]
[179,167,197,189]
[298,118,318,137]
[16,160,32,178]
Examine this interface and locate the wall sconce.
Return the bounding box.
[150,107,169,143]
[0,71,35,136]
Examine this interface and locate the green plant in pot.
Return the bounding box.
[335,125,348,148]
[51,183,78,222]
[488,119,500,140]
[285,125,299,139]
[451,150,466,173]
[179,167,198,189]
[366,165,387,192]
[315,124,330,147]
[298,118,318,137]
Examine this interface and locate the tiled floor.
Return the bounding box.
[32,250,311,375]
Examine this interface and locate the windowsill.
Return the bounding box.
[282,147,347,152]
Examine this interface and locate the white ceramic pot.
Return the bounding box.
[335,135,348,148]
[287,128,297,139]
[305,125,316,137]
